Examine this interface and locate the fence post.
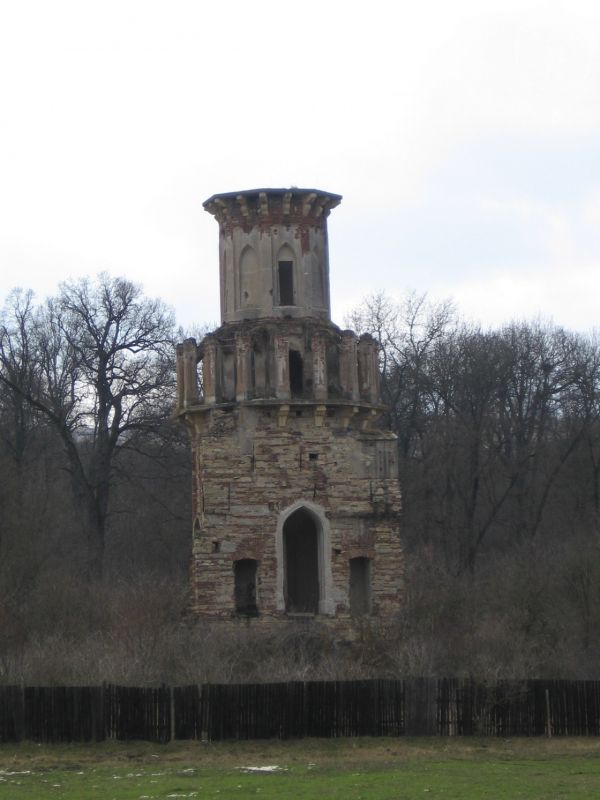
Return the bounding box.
[545,688,552,738]
[170,686,175,742]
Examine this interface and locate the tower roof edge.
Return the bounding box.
[203,187,342,210]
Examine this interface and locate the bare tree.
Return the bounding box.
[346,291,455,455]
[0,290,38,475]
[0,274,177,579]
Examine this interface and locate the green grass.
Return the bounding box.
[2,738,600,799]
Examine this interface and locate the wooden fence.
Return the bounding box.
[1,679,600,743]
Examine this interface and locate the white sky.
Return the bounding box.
[1,0,599,333]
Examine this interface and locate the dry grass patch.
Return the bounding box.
[4,736,600,770]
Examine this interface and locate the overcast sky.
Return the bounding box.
[1,0,599,333]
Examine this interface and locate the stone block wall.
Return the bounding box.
[187,403,403,626]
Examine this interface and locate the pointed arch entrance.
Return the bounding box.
[283,508,319,613]
[275,501,334,616]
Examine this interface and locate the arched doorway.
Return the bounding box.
[283,507,319,613]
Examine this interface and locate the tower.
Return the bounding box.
[175,188,403,630]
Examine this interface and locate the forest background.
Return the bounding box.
[1,274,599,686]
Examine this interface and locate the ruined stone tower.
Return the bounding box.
[175,188,403,630]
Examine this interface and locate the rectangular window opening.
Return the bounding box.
[234,559,258,616]
[289,350,304,396]
[349,557,371,616]
[278,261,294,305]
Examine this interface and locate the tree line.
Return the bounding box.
[0,276,599,683]
[349,293,600,571]
[349,293,600,678]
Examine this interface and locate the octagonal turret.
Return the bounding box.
[203,188,342,324]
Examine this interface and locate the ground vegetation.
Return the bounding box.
[2,738,600,799]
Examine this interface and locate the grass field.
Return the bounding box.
[2,737,600,799]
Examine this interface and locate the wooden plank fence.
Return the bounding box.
[1,679,600,743]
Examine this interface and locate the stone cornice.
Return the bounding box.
[203,187,342,231]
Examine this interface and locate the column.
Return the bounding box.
[203,337,218,405]
[311,332,328,402]
[274,333,290,400]
[235,332,251,401]
[357,335,380,403]
[339,330,359,401]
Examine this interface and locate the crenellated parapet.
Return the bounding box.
[175,320,383,422]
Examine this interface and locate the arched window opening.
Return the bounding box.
[193,517,202,539]
[234,559,258,616]
[196,358,204,402]
[278,261,294,305]
[289,350,304,396]
[283,508,319,613]
[349,557,371,616]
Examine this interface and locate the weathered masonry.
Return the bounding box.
[175,188,403,630]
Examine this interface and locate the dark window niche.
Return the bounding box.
[284,508,319,614]
[289,350,304,396]
[349,557,371,616]
[278,261,294,305]
[234,559,258,616]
